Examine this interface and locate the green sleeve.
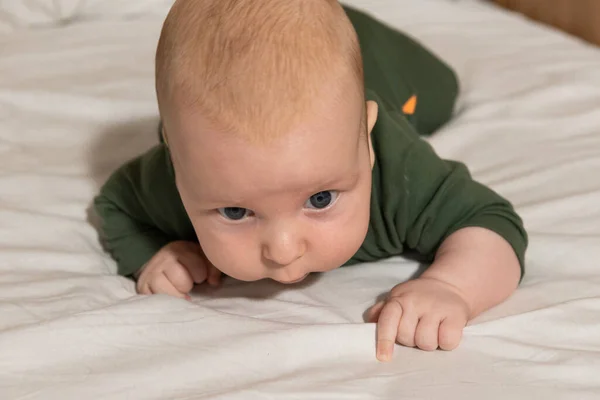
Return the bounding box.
[93,145,195,277]
[355,92,528,277]
[396,138,528,273]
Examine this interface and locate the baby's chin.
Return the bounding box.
[272,262,345,284]
[220,272,309,284]
[273,273,310,284]
[219,255,353,285]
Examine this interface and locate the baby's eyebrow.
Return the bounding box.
[304,169,360,194]
[187,193,246,209]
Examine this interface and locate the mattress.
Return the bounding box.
[1,0,599,398]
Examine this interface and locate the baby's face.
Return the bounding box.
[166,95,376,284]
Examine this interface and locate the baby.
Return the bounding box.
[94,0,527,362]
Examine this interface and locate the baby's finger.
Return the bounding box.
[366,301,385,323]
[415,315,442,351]
[138,281,152,295]
[438,316,467,351]
[163,262,195,293]
[207,264,222,287]
[136,262,155,294]
[375,299,403,362]
[178,251,208,284]
[396,305,418,348]
[149,273,189,300]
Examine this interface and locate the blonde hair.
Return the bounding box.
[155,0,364,143]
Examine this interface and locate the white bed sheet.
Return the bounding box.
[1,0,600,398]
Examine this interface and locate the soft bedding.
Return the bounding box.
[1,0,600,399]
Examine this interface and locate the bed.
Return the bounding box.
[1,0,599,398]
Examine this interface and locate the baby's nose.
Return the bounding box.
[261,224,305,267]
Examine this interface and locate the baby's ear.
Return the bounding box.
[161,124,169,147]
[366,100,378,168]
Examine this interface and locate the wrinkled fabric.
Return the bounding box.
[1,0,600,399]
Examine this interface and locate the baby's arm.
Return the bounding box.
[368,112,527,360]
[94,146,176,277]
[423,226,521,322]
[370,226,520,360]
[94,145,218,296]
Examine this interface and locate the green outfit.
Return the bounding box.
[94,6,528,278]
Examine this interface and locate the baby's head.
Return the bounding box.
[156,0,378,283]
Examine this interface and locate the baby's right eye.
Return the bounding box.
[218,207,252,221]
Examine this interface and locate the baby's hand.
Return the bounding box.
[136,241,221,300]
[367,277,470,361]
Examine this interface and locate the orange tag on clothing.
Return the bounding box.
[402,95,417,115]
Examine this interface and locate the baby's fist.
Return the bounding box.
[367,277,470,361]
[136,241,221,299]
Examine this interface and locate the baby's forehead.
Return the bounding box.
[175,131,362,206]
[167,78,365,145]
[169,97,364,175]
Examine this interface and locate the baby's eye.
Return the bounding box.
[304,190,339,210]
[218,207,252,221]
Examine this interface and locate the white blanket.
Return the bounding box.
[1,0,600,398]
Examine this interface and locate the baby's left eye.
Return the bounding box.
[304,190,339,210]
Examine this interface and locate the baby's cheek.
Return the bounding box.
[317,208,369,270]
[334,194,371,261]
[197,229,263,281]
